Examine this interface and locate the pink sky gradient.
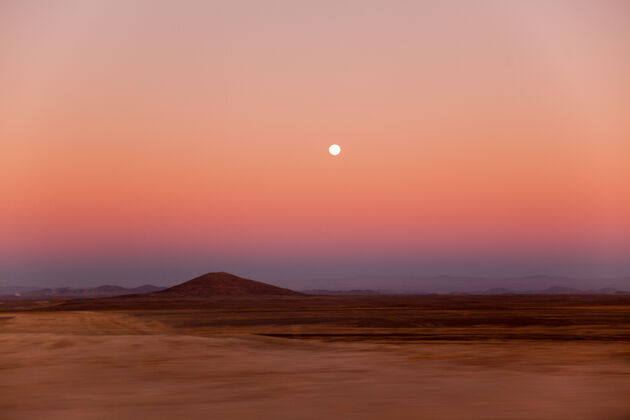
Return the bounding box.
[1,1,629,286]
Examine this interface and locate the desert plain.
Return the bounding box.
[2,294,630,420]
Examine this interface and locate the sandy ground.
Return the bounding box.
[1,311,630,420]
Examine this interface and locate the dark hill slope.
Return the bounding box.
[152,272,301,297]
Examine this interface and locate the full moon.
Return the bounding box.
[329,144,341,156]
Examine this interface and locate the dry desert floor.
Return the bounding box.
[1,295,630,419]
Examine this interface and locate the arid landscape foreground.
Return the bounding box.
[2,294,630,419]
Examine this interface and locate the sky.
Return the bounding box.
[1,0,629,289]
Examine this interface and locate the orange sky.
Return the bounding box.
[1,1,629,286]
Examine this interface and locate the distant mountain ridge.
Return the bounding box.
[302,275,630,294]
[2,274,628,299]
[1,284,164,299]
[475,286,628,295]
[301,289,387,296]
[301,286,629,295]
[0,286,43,296]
